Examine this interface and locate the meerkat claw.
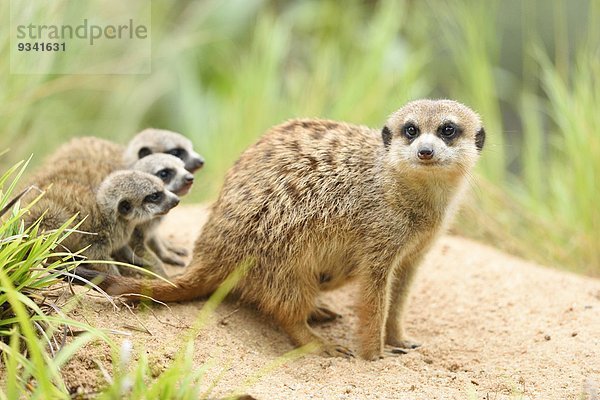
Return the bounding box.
[321,344,355,359]
[385,347,409,356]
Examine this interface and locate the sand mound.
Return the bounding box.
[60,205,600,399]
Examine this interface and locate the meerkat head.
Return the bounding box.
[381,99,485,178]
[96,170,180,224]
[131,154,195,196]
[124,128,205,173]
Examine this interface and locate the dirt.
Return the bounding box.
[58,205,600,399]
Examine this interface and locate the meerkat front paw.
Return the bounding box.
[384,346,409,355]
[360,346,409,360]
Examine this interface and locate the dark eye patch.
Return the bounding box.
[437,122,463,143]
[166,148,187,160]
[156,168,173,182]
[402,122,420,142]
[144,191,164,203]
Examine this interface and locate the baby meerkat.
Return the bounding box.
[42,129,203,268]
[46,128,205,173]
[114,154,195,275]
[124,128,205,172]
[78,99,485,360]
[24,168,179,274]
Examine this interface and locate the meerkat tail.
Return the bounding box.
[72,262,220,302]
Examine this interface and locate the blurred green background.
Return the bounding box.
[1,0,598,275]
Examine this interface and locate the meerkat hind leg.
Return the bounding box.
[268,280,353,357]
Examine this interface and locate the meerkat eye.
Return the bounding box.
[118,200,132,215]
[440,123,457,138]
[167,148,187,160]
[156,169,173,181]
[144,192,164,203]
[403,124,419,138]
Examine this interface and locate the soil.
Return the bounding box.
[54,205,600,399]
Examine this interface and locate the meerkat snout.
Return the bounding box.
[417,143,435,160]
[132,154,194,196]
[167,192,180,209]
[187,156,204,173]
[412,134,446,164]
[147,190,179,216]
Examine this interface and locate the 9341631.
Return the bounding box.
[17,42,66,52]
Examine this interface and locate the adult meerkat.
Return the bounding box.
[80,99,485,360]
[24,168,180,274]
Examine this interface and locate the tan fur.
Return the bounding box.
[46,129,204,172]
[24,167,179,274]
[44,137,123,168]
[93,99,485,360]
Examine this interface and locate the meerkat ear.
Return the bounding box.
[138,147,152,159]
[475,127,486,151]
[382,126,392,148]
[118,200,132,216]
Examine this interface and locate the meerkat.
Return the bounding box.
[76,99,485,360]
[124,128,205,172]
[42,129,203,266]
[24,167,180,274]
[113,154,195,275]
[46,128,205,172]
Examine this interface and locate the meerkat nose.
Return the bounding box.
[417,146,434,160]
[168,199,180,210]
[192,158,204,170]
[184,174,194,183]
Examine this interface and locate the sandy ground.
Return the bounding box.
[57,205,600,399]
